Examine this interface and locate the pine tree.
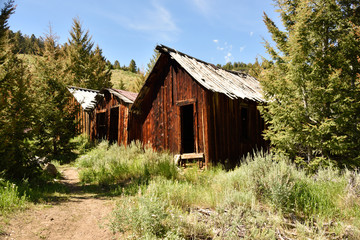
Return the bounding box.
[249,58,272,79]
[145,49,160,78]
[87,45,112,89]
[128,59,137,73]
[66,18,111,90]
[33,27,78,159]
[113,60,120,69]
[260,0,360,168]
[0,0,40,179]
[65,17,93,88]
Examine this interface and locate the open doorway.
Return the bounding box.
[96,112,107,140]
[180,104,195,153]
[109,107,119,144]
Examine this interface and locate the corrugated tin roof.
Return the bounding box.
[107,88,138,104]
[156,45,264,102]
[67,86,103,112]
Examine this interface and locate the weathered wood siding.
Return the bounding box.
[129,55,266,166]
[206,92,266,167]
[93,91,130,145]
[69,96,93,136]
[131,58,207,154]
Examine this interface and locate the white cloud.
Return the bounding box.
[225,52,232,63]
[103,0,179,41]
[213,39,219,43]
[215,41,235,63]
[240,46,245,52]
[129,1,179,40]
[192,0,212,15]
[250,31,254,37]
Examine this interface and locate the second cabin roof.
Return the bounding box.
[102,88,138,104]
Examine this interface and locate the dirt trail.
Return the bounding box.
[2,167,119,240]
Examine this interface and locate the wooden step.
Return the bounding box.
[180,153,204,160]
[177,153,205,168]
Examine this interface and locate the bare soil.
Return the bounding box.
[1,167,119,240]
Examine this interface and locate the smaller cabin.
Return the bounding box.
[67,86,102,136]
[93,88,138,145]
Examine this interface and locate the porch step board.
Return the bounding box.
[174,153,205,168]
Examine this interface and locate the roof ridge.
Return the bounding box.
[156,45,219,69]
[67,86,100,93]
[155,44,264,102]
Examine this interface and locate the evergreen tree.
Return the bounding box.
[33,27,78,159]
[128,59,137,73]
[249,58,272,79]
[65,17,93,88]
[260,0,360,168]
[88,45,112,89]
[113,60,120,69]
[0,0,39,179]
[106,60,112,69]
[134,74,145,92]
[11,30,23,53]
[66,18,111,90]
[145,49,160,78]
[117,78,125,90]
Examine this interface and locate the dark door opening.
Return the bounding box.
[181,104,195,153]
[241,108,248,140]
[96,112,107,140]
[109,107,119,144]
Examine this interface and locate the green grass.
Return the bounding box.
[76,141,178,186]
[110,69,144,92]
[75,143,360,239]
[0,179,27,215]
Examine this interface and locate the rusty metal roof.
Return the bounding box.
[105,88,138,104]
[156,45,264,102]
[67,86,103,112]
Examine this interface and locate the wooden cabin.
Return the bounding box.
[93,88,138,145]
[67,86,101,136]
[129,45,266,168]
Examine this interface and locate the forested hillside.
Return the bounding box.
[7,30,44,55]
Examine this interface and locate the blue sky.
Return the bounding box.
[7,0,280,71]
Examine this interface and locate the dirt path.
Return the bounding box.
[2,167,119,240]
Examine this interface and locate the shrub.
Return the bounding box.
[224,151,347,218]
[0,179,27,214]
[76,141,179,185]
[71,134,94,155]
[80,145,359,238]
[110,195,183,239]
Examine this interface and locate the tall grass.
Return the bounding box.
[76,141,178,185]
[111,69,144,92]
[76,143,360,239]
[0,179,27,215]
